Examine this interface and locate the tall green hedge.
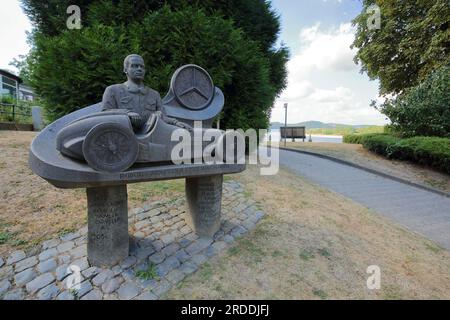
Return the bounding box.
[344,133,450,173]
[20,1,289,129]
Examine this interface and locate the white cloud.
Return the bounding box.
[0,0,32,71]
[273,22,386,126]
[281,80,314,102]
[311,86,354,103]
[289,22,358,78]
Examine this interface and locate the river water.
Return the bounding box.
[265,129,343,143]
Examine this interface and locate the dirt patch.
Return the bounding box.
[0,131,184,255]
[166,164,450,299]
[279,142,450,193]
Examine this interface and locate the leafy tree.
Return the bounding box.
[22,0,281,50]
[21,0,93,36]
[352,0,449,95]
[20,1,288,128]
[375,64,450,138]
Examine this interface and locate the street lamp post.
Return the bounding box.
[284,103,288,147]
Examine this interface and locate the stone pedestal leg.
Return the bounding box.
[185,174,223,238]
[86,185,129,267]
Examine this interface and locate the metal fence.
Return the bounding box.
[0,102,32,122]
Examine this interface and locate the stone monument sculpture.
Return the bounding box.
[29,54,245,267]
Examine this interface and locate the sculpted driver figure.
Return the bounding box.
[102,54,191,133]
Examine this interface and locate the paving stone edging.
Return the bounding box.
[279,147,450,198]
[0,181,265,300]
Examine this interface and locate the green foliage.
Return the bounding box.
[20,1,289,128]
[21,0,94,36]
[344,133,450,173]
[22,0,283,52]
[9,55,32,85]
[0,95,35,123]
[312,289,328,300]
[375,65,450,138]
[352,0,449,95]
[343,134,365,144]
[0,231,13,245]
[299,249,315,261]
[69,288,79,300]
[361,133,400,157]
[135,263,159,281]
[386,137,450,173]
[307,125,384,136]
[0,222,27,247]
[27,23,135,121]
[1,95,15,104]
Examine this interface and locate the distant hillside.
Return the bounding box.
[270,121,377,129]
[270,121,384,135]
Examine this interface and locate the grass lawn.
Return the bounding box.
[277,142,450,193]
[1,131,449,299]
[166,164,450,299]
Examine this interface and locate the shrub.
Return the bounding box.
[346,133,450,173]
[1,95,15,104]
[343,133,392,146]
[361,134,400,157]
[403,137,450,173]
[0,95,35,124]
[343,134,365,144]
[375,64,450,138]
[385,139,417,161]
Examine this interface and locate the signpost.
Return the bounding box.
[284,103,288,146]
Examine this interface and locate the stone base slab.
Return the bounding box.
[87,185,129,267]
[185,175,223,238]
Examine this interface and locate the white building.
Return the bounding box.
[19,84,36,101]
[0,69,36,101]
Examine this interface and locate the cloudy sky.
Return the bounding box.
[0,0,387,125]
[270,0,386,125]
[0,0,32,71]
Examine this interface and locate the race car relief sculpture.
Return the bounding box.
[56,55,224,173]
[29,54,245,266]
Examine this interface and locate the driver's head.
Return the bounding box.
[124,54,145,82]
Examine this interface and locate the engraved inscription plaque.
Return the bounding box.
[185,175,223,237]
[87,185,129,266]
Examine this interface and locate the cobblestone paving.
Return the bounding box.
[0,181,264,300]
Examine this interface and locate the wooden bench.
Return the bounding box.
[280,126,306,142]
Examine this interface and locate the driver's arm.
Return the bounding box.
[101,86,118,110]
[102,86,142,128]
[156,95,192,131]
